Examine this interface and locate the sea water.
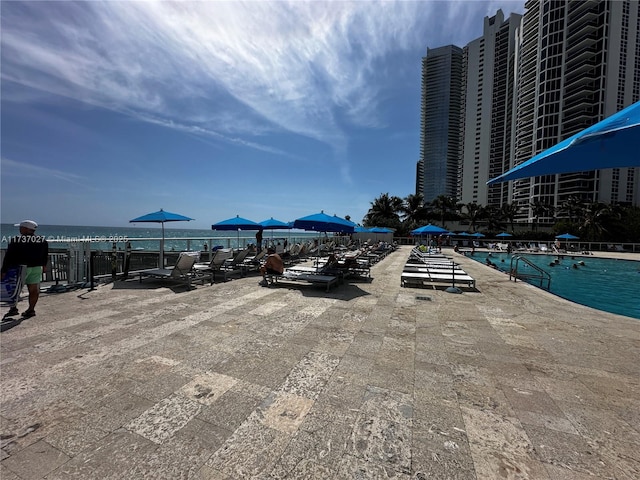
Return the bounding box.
[470,252,640,320]
[0,224,319,252]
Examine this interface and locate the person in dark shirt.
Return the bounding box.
[1,220,48,318]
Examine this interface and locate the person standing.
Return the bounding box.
[1,220,49,318]
[255,229,263,253]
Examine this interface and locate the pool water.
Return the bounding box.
[470,253,640,320]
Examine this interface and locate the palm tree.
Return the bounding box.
[400,193,430,231]
[530,200,552,232]
[560,195,585,224]
[461,203,487,232]
[485,205,504,232]
[429,195,457,229]
[579,202,615,241]
[364,193,403,229]
[500,203,520,233]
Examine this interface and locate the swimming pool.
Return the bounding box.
[470,253,640,320]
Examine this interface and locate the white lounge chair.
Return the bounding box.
[137,252,206,289]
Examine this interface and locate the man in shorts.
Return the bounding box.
[259,247,284,286]
[1,220,49,318]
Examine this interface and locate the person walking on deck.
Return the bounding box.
[1,220,48,318]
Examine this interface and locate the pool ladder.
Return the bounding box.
[509,255,551,290]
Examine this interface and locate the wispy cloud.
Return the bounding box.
[1,158,87,186]
[1,1,523,171]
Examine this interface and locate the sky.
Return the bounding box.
[1,0,525,230]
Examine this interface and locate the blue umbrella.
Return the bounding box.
[488,101,640,184]
[259,217,290,230]
[293,211,355,271]
[355,226,371,233]
[259,217,291,242]
[212,215,261,248]
[555,233,579,239]
[130,208,194,267]
[472,232,485,238]
[411,224,450,236]
[496,232,512,237]
[369,227,394,234]
[293,211,355,233]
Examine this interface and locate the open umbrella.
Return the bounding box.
[555,233,579,252]
[472,232,485,238]
[259,217,292,244]
[555,233,579,239]
[488,101,640,185]
[410,224,450,236]
[293,211,355,234]
[212,215,261,249]
[411,224,451,249]
[130,208,194,267]
[496,232,512,237]
[293,211,355,271]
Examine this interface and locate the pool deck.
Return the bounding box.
[1,246,638,479]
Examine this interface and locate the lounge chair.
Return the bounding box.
[276,270,340,292]
[221,248,251,278]
[137,252,207,289]
[194,248,234,281]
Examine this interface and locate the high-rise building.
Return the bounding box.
[459,10,522,208]
[419,0,639,221]
[511,0,640,223]
[419,45,463,204]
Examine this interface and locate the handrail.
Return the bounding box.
[509,255,551,290]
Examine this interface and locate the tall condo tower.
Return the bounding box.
[511,0,640,223]
[419,45,463,203]
[460,10,522,208]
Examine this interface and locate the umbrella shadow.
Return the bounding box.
[267,281,371,301]
[110,277,210,293]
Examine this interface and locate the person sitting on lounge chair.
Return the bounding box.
[259,247,284,286]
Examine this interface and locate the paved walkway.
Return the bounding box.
[1,246,638,479]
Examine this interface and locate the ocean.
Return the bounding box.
[0,224,320,252]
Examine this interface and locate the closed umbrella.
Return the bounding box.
[130,209,194,267]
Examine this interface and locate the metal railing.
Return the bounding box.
[509,255,551,290]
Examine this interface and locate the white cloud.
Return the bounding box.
[1,158,87,186]
[1,1,524,171]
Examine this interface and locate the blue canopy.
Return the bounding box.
[130,208,193,267]
[369,227,394,233]
[293,211,355,233]
[130,209,193,224]
[488,101,640,184]
[556,233,579,240]
[259,218,291,230]
[212,215,261,231]
[411,224,450,236]
[355,226,371,233]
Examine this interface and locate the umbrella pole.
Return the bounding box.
[160,223,165,268]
